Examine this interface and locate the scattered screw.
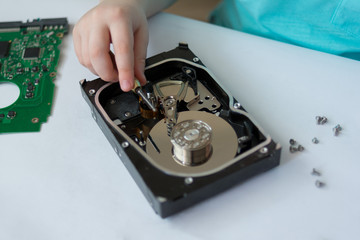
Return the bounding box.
[312,137,319,144]
[315,116,327,125]
[289,139,296,145]
[315,180,325,188]
[333,124,342,136]
[320,117,328,124]
[311,168,321,176]
[297,145,305,152]
[289,145,298,153]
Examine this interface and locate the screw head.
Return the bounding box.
[193,57,199,63]
[259,147,268,154]
[185,177,193,185]
[289,139,296,145]
[234,102,241,109]
[121,142,129,148]
[89,89,96,96]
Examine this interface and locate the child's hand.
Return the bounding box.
[73,0,148,92]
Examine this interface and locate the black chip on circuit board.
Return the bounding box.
[23,47,40,59]
[0,41,11,58]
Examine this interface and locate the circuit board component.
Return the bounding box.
[0,18,68,133]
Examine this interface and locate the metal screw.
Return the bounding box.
[124,112,132,118]
[289,145,298,153]
[289,139,296,145]
[297,145,305,152]
[315,116,328,125]
[320,117,328,125]
[185,177,193,185]
[259,147,268,154]
[312,137,319,144]
[89,89,96,96]
[311,168,321,176]
[193,57,199,63]
[333,124,342,136]
[238,136,250,143]
[315,180,325,188]
[121,141,129,148]
[234,102,241,109]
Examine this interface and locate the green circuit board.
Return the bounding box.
[0,18,68,133]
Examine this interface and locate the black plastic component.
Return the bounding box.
[0,41,10,58]
[23,47,40,59]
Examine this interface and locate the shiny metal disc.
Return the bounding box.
[171,119,213,166]
[146,111,238,175]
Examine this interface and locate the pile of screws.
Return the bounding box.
[289,139,304,153]
[315,115,343,137]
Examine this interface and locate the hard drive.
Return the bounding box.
[80,43,281,218]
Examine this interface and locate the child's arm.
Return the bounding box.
[73,0,176,91]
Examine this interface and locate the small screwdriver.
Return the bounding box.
[133,79,157,112]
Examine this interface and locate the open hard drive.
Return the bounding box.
[80,43,281,218]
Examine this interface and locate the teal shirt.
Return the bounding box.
[210,0,360,60]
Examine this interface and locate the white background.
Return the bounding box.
[1,0,360,239]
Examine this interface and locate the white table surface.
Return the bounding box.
[1,0,360,239]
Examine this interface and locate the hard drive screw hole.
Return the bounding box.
[193,57,199,63]
[259,147,268,154]
[234,103,241,109]
[122,142,129,148]
[185,177,193,185]
[89,89,96,96]
[205,96,210,100]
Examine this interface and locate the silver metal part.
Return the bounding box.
[315,180,325,188]
[312,137,319,144]
[89,89,96,96]
[234,103,241,109]
[185,177,193,184]
[135,87,157,112]
[193,57,199,63]
[311,168,321,176]
[297,145,305,152]
[121,141,129,148]
[187,81,221,112]
[259,147,268,154]
[289,139,296,145]
[316,116,328,125]
[146,111,238,175]
[171,120,212,166]
[333,124,342,136]
[289,145,298,153]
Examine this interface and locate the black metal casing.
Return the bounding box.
[80,44,281,218]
